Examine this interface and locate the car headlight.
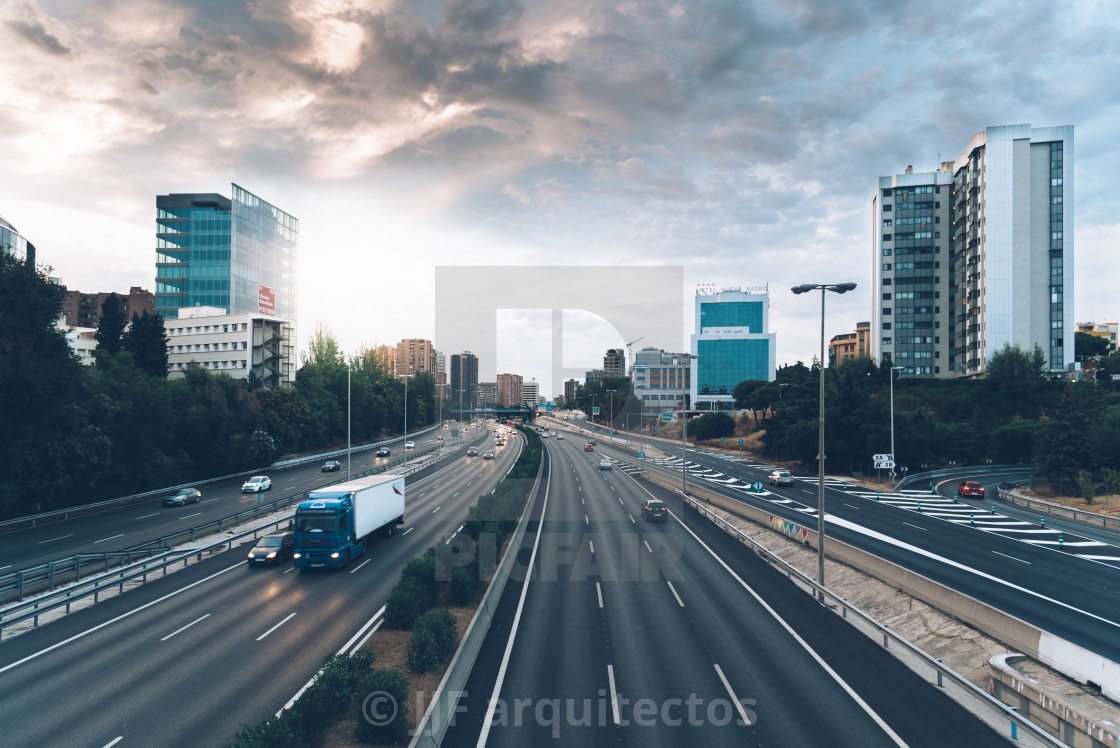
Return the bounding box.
[247,552,255,559]
[266,552,277,559]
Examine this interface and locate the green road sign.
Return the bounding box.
[751,480,764,492]
[592,407,600,415]
[661,411,675,423]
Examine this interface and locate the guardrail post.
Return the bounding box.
[1040,516,1045,528]
[936,658,943,687]
[1059,534,1063,550]
[1010,706,1018,739]
[103,553,109,573]
[18,570,24,602]
[970,513,974,526]
[48,562,55,592]
[842,598,847,618]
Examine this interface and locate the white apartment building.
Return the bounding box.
[872,124,1074,378]
[166,306,295,388]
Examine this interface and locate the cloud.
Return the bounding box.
[4,17,69,54]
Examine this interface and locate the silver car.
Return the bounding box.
[768,470,793,486]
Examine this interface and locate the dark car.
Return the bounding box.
[247,532,293,565]
[641,499,668,521]
[958,480,985,497]
[164,488,201,507]
[376,447,391,457]
[468,447,478,457]
[322,460,342,472]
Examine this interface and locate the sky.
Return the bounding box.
[2,0,1118,397]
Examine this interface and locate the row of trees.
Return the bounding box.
[0,254,440,520]
[728,346,1119,495]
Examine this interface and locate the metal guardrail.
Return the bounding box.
[0,515,296,639]
[678,493,1064,747]
[0,426,442,533]
[997,485,1120,531]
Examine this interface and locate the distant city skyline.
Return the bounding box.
[3,0,1116,397]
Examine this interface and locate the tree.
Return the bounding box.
[123,309,169,378]
[1075,331,1111,360]
[94,293,126,355]
[248,430,279,466]
[985,343,1047,397]
[1038,384,1104,494]
[689,411,735,441]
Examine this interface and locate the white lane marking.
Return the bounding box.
[992,551,1030,565]
[643,540,653,553]
[94,533,125,544]
[453,492,459,497]
[629,515,635,524]
[618,497,624,505]
[590,540,595,554]
[674,514,909,746]
[714,664,753,726]
[179,512,202,520]
[101,738,123,748]
[607,664,621,726]
[349,559,372,574]
[581,498,585,505]
[596,582,604,608]
[902,522,927,531]
[283,567,296,574]
[135,513,159,520]
[403,528,414,535]
[256,612,297,641]
[161,614,210,641]
[476,455,552,747]
[38,534,73,544]
[843,503,861,510]
[0,564,10,571]
[419,492,427,498]
[467,482,472,487]
[826,513,1120,630]
[585,514,590,526]
[0,561,243,675]
[445,525,465,545]
[666,580,684,607]
[432,507,441,513]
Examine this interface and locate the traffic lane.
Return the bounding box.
[625,480,1001,747]
[0,448,400,568]
[540,443,881,745]
[0,454,489,747]
[482,441,616,747]
[2,434,470,571]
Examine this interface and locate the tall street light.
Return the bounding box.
[336,353,352,481]
[606,388,617,440]
[791,281,857,601]
[890,364,905,486]
[677,354,698,495]
[403,373,414,468]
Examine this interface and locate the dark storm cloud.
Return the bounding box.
[5,18,69,54]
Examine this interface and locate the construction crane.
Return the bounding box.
[624,336,644,376]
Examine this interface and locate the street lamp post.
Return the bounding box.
[606,389,617,440]
[336,353,352,481]
[677,353,698,495]
[403,373,414,468]
[890,365,904,488]
[791,281,857,601]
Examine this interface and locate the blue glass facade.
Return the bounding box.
[700,301,762,332]
[697,339,770,394]
[0,215,34,264]
[155,185,298,320]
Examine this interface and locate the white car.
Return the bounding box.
[556,434,564,440]
[599,459,612,471]
[242,476,272,493]
[768,470,793,486]
[405,440,415,450]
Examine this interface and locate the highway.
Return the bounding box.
[0,427,517,747]
[564,421,1120,665]
[443,435,998,746]
[0,428,462,573]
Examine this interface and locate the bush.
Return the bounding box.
[690,412,736,441]
[226,650,377,748]
[384,577,435,630]
[352,668,410,744]
[449,563,478,605]
[399,548,440,599]
[407,609,457,672]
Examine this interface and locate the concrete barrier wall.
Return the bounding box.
[645,469,1120,704]
[989,654,1119,748]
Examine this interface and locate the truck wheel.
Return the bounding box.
[384,523,394,538]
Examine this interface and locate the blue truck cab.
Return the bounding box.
[292,476,405,569]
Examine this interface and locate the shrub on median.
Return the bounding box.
[406,608,457,672]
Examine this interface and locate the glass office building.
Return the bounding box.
[155,184,298,323]
[691,286,776,409]
[0,214,35,264]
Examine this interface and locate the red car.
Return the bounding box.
[584,443,594,452]
[958,480,985,497]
